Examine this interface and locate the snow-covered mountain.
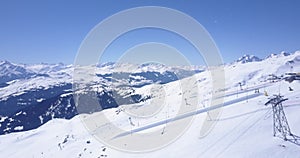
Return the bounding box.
[236,54,262,64]
[0,61,36,85]
[0,62,203,135]
[0,51,300,157]
[265,51,291,59]
[25,62,69,74]
[235,52,293,64]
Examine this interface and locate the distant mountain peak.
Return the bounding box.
[236,54,261,64]
[265,53,277,59]
[0,61,36,84]
[279,51,290,57]
[265,51,290,59]
[0,60,13,66]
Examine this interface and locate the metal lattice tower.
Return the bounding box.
[265,95,297,142]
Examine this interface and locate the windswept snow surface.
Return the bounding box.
[1,51,300,157]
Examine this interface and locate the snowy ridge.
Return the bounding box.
[265,51,291,59]
[236,54,261,63]
[0,60,36,84]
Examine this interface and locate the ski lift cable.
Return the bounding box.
[112,93,263,139]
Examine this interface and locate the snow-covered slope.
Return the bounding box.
[1,51,300,157]
[2,81,299,158]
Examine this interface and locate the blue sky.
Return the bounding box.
[0,0,300,65]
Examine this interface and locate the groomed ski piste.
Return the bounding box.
[0,52,300,158]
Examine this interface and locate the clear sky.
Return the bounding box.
[0,0,300,65]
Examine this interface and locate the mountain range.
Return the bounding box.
[1,51,300,157]
[0,61,204,134]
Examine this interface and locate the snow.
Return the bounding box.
[0,116,7,122]
[0,51,300,157]
[36,98,45,102]
[60,92,72,98]
[15,111,23,116]
[39,116,44,124]
[14,126,23,131]
[0,72,72,101]
[1,81,299,157]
